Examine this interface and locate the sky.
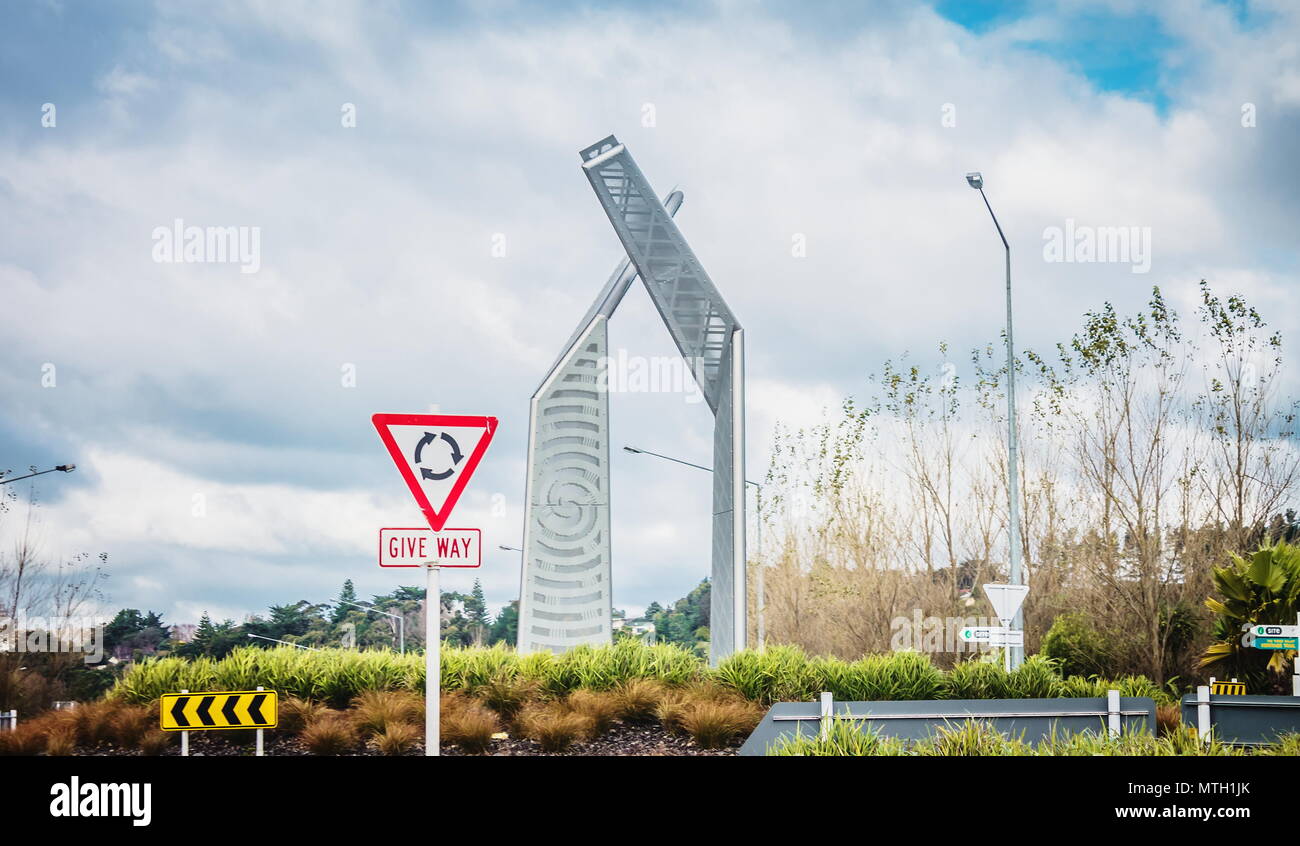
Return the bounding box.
[1,0,1297,627]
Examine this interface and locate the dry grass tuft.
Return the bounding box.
[678,700,761,749]
[442,701,500,754]
[475,673,538,723]
[299,714,359,755]
[566,689,620,736]
[45,727,77,756]
[69,701,120,748]
[1156,703,1181,737]
[519,703,592,753]
[373,722,421,756]
[110,705,153,749]
[139,729,172,756]
[278,696,331,733]
[350,690,421,737]
[613,678,666,723]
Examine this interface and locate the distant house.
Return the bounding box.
[170,624,197,643]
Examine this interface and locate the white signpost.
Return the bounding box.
[981,583,1029,671]
[372,413,497,758]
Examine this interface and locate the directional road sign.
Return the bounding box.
[958,626,1024,647]
[160,690,277,731]
[1242,633,1300,651]
[372,414,498,531]
[379,527,481,568]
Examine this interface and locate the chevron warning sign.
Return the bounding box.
[160,690,278,731]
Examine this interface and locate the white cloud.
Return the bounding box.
[2,0,1297,622]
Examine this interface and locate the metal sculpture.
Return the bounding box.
[518,135,745,664]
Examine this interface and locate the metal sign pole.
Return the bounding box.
[1294,612,1299,697]
[256,686,265,756]
[180,689,189,757]
[426,561,441,757]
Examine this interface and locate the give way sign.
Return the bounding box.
[371,413,498,532]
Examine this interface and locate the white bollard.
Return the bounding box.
[1196,685,1211,743]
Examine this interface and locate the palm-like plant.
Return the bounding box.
[1200,541,1300,680]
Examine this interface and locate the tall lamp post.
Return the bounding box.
[966,171,1024,670]
[0,464,75,485]
[622,445,766,650]
[338,599,406,654]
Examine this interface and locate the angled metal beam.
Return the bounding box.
[580,135,740,414]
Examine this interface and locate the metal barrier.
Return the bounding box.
[740,691,1155,755]
[0,709,16,732]
[1181,687,1300,746]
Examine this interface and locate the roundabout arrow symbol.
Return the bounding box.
[414,431,463,481]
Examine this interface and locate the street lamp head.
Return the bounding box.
[56,464,75,472]
[622,446,642,454]
[965,172,983,190]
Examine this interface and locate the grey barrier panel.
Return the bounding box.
[739,696,1156,756]
[1179,693,1300,746]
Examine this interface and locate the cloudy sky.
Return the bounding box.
[1,0,1297,626]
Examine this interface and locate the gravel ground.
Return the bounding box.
[70,723,741,756]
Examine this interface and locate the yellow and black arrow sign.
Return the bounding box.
[160,690,277,731]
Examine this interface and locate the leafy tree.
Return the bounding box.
[1201,540,1300,687]
[331,579,358,623]
[489,600,519,646]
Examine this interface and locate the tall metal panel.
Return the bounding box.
[518,315,613,653]
[517,191,683,655]
[579,135,746,664]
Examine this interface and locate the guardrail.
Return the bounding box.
[740,691,1155,755]
[1181,688,1300,746]
[0,709,16,732]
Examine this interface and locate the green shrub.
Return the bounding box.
[1041,612,1115,679]
[1006,655,1060,699]
[943,660,1011,700]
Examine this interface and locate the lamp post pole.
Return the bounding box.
[966,172,1023,670]
[339,599,405,653]
[246,634,319,650]
[0,464,76,485]
[622,445,765,650]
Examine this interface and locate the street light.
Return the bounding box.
[622,444,767,650]
[246,633,319,650]
[338,599,405,653]
[0,464,76,485]
[966,170,1024,670]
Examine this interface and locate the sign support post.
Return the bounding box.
[426,561,441,757]
[180,689,189,757]
[1295,611,1299,698]
[256,686,265,757]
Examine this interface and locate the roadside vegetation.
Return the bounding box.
[1,641,1295,756]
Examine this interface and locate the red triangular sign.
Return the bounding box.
[372,413,498,532]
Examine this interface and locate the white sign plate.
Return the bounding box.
[982,583,1029,627]
[379,527,481,568]
[959,626,1024,647]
